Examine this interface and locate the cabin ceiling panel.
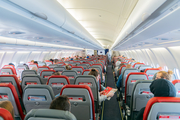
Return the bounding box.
[59,0,139,48]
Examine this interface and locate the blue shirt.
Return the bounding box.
[116,74,123,89]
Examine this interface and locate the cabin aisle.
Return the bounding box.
[102,63,122,120]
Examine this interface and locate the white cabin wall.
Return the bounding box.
[39,52,50,61]
[119,46,180,73]
[0,52,15,68]
[11,51,31,65]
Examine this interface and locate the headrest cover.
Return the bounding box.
[116,61,121,67]
[150,79,176,97]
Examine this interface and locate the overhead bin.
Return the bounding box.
[8,0,102,48]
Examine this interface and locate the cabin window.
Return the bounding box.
[156,64,160,68]
[163,66,168,71]
[174,68,180,79]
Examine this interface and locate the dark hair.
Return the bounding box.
[8,63,14,66]
[49,95,70,111]
[52,71,61,75]
[88,68,98,77]
[34,61,38,64]
[65,65,72,70]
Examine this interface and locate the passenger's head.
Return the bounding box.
[50,95,70,111]
[54,59,59,64]
[0,100,15,119]
[34,61,38,65]
[125,64,132,69]
[31,60,34,63]
[150,78,176,97]
[65,65,72,70]
[31,67,38,72]
[52,71,61,76]
[8,63,15,66]
[119,63,125,68]
[156,70,173,81]
[115,61,121,67]
[88,68,98,78]
[49,59,54,63]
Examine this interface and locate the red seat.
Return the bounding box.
[124,72,148,104]
[119,65,126,75]
[132,63,145,68]
[60,85,95,120]
[172,79,180,85]
[0,108,14,120]
[82,69,90,75]
[0,75,22,98]
[0,83,25,120]
[143,97,180,120]
[91,64,103,72]
[2,65,17,75]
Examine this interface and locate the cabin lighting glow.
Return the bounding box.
[17,51,30,53]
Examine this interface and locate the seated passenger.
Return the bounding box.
[136,78,176,120]
[65,65,72,70]
[0,100,15,120]
[31,60,34,63]
[50,95,71,111]
[88,69,115,103]
[52,71,61,76]
[155,70,173,81]
[8,63,15,66]
[34,61,38,65]
[31,67,38,72]
[54,59,59,64]
[116,64,132,89]
[113,61,121,77]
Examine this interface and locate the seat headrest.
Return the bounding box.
[150,79,176,97]
[25,109,77,120]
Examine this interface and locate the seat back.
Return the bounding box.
[77,64,89,70]
[60,85,95,120]
[121,68,139,89]
[40,70,55,84]
[2,65,17,75]
[53,66,66,74]
[16,64,28,78]
[38,66,50,75]
[57,62,65,66]
[143,97,180,120]
[138,65,152,71]
[82,69,91,75]
[91,64,103,73]
[61,70,78,84]
[125,72,148,106]
[172,80,180,97]
[0,83,25,120]
[0,75,22,98]
[119,65,126,76]
[23,85,55,113]
[72,66,84,75]
[48,64,58,69]
[1,68,16,75]
[74,75,99,113]
[144,68,160,80]
[132,63,145,69]
[0,108,14,120]
[130,80,153,120]
[21,74,42,90]
[28,64,38,70]
[22,70,37,78]
[89,66,102,82]
[37,62,46,67]
[45,61,52,66]
[24,109,76,120]
[47,75,70,95]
